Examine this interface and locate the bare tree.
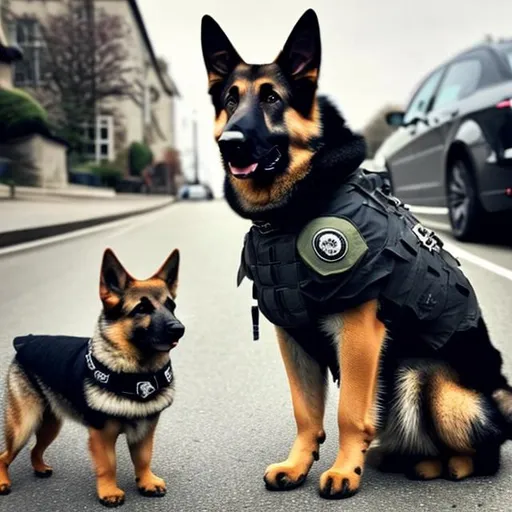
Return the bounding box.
[15,0,138,154]
[362,104,403,158]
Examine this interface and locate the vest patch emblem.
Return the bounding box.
[137,381,156,399]
[312,228,348,262]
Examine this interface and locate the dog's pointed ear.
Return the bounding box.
[152,249,180,297]
[201,15,243,91]
[99,249,132,309]
[276,9,321,83]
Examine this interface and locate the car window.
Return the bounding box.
[503,45,512,71]
[431,58,482,111]
[403,69,444,125]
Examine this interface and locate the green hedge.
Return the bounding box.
[128,141,153,176]
[89,161,123,188]
[0,88,50,141]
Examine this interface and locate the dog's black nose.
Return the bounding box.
[218,131,251,163]
[166,321,185,340]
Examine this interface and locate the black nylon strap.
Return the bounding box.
[85,341,173,402]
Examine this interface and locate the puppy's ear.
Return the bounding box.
[201,15,244,93]
[152,249,180,298]
[99,248,132,310]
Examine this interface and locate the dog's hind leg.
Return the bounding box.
[428,368,502,480]
[31,409,62,478]
[263,327,327,491]
[319,300,386,499]
[0,363,44,495]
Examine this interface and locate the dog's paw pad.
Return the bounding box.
[319,470,360,500]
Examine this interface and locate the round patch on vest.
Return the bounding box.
[297,217,368,277]
[312,228,348,262]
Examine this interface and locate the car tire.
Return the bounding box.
[447,159,482,241]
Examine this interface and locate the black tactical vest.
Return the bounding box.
[237,170,481,380]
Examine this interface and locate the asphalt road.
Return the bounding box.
[1,200,512,512]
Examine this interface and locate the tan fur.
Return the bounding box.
[447,455,475,480]
[430,370,482,453]
[319,300,386,497]
[413,459,443,480]
[263,327,326,489]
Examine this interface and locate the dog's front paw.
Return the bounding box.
[136,473,166,498]
[0,482,11,495]
[98,487,125,508]
[263,462,307,491]
[319,468,361,499]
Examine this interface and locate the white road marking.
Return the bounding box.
[442,241,512,283]
[408,205,449,215]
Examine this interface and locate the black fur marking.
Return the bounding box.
[317,432,326,444]
[138,486,167,498]
[313,450,319,461]
[264,472,306,491]
[99,496,125,508]
[319,477,358,500]
[34,469,53,478]
[354,467,362,476]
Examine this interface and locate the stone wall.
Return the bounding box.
[0,134,67,187]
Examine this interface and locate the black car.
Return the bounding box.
[374,40,512,240]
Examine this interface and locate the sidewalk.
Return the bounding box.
[0,193,174,249]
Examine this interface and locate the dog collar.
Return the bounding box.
[85,341,173,402]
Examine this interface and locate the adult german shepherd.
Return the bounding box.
[201,8,512,500]
[0,248,185,507]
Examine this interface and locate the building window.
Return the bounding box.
[10,19,48,87]
[81,116,115,162]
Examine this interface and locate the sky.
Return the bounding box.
[138,0,512,194]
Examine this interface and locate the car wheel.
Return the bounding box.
[447,160,482,241]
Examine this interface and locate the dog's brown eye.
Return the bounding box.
[263,91,280,104]
[131,298,154,316]
[225,95,238,110]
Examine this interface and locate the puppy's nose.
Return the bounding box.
[166,321,185,340]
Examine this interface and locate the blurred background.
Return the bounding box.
[0,0,511,238]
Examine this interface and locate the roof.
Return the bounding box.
[128,0,180,98]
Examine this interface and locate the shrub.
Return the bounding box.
[0,88,50,141]
[128,141,153,176]
[89,161,123,188]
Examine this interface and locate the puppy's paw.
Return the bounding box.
[446,455,474,481]
[0,482,11,495]
[318,468,361,499]
[136,474,166,498]
[264,463,307,491]
[98,488,125,508]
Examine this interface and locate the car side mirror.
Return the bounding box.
[385,111,405,127]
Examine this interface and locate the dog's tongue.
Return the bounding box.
[229,162,258,177]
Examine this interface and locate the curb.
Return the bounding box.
[0,199,174,249]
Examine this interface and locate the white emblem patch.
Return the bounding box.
[164,366,173,383]
[94,370,109,384]
[312,228,348,262]
[137,381,156,399]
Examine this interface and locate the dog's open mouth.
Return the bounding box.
[228,147,282,179]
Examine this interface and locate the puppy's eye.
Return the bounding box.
[131,298,154,316]
[164,297,176,312]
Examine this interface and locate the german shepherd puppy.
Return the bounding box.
[0,248,185,507]
[201,8,512,499]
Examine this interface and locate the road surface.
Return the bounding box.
[0,200,511,512]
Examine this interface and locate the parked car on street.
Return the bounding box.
[373,40,512,240]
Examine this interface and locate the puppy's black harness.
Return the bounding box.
[13,335,174,428]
